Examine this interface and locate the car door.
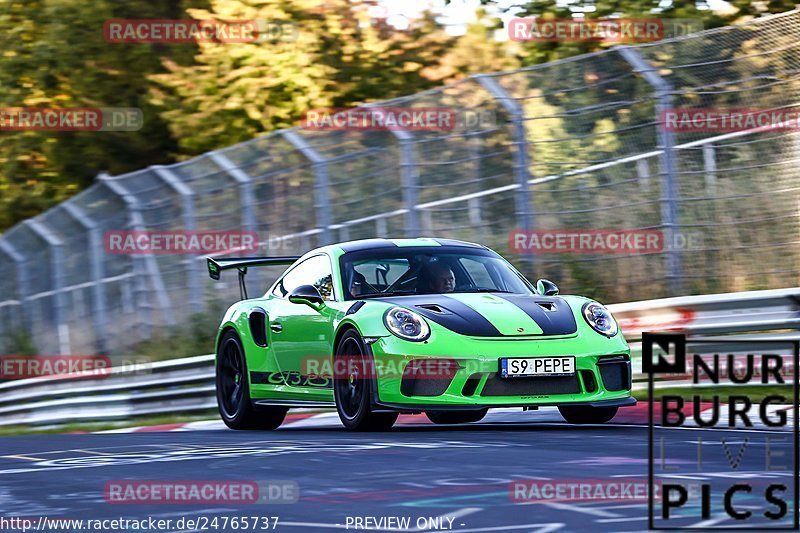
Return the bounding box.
[268,254,337,395]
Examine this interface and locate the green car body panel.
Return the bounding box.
[212,238,634,413]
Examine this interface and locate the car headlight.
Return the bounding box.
[582,302,618,337]
[383,307,430,342]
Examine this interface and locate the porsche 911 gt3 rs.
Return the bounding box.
[209,238,634,431]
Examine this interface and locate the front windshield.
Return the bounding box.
[340,247,535,300]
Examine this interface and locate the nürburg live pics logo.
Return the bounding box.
[645,333,799,530]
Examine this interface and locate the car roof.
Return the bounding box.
[314,237,488,257]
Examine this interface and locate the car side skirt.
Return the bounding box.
[252,399,335,409]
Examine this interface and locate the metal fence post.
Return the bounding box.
[392,130,420,237]
[375,216,388,238]
[208,151,257,233]
[468,198,485,242]
[0,239,31,337]
[703,143,717,197]
[25,219,70,355]
[281,130,332,245]
[99,174,176,331]
[208,151,263,292]
[636,159,651,193]
[62,203,110,354]
[362,102,420,237]
[152,165,202,309]
[474,74,535,261]
[618,46,684,295]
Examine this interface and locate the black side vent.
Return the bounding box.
[249,309,268,347]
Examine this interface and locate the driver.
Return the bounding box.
[349,271,368,297]
[428,262,456,293]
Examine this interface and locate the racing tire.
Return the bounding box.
[333,329,398,431]
[425,409,488,425]
[558,405,618,424]
[216,330,288,430]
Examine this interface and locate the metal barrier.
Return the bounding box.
[0,355,215,427]
[1,288,796,427]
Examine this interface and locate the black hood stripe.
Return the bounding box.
[492,294,578,335]
[376,295,502,337]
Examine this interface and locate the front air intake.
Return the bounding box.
[597,355,631,391]
[580,370,597,393]
[400,359,458,397]
[462,373,483,396]
[480,375,580,396]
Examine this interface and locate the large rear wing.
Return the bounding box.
[207,256,300,299]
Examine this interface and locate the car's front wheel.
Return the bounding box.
[333,330,398,431]
[216,330,288,430]
[558,405,618,424]
[426,409,488,425]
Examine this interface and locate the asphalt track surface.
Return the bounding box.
[0,410,795,533]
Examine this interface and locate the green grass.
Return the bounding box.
[0,301,227,361]
[130,302,227,362]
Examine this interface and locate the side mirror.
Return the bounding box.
[289,284,324,308]
[536,279,559,296]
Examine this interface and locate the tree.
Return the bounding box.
[0,0,200,231]
[152,0,457,154]
[434,8,522,83]
[460,0,795,65]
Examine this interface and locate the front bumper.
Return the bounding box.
[373,396,637,413]
[368,332,634,409]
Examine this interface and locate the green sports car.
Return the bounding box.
[208,238,635,431]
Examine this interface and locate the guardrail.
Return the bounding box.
[0,355,215,427]
[0,287,797,427]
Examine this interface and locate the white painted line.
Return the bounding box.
[544,501,620,518]
[181,419,225,431]
[597,516,648,523]
[689,514,731,528]
[283,412,342,428]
